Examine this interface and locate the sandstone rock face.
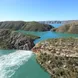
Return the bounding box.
[0,21,53,31]
[51,22,78,34]
[0,29,39,50]
[32,38,78,78]
[9,33,35,50]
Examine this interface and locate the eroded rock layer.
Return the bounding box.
[0,29,39,50]
[52,22,78,34]
[0,21,53,31]
[32,38,78,78]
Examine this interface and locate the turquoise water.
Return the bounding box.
[51,24,63,28]
[0,50,15,55]
[0,24,78,78]
[0,50,50,78]
[12,55,50,78]
[34,31,78,43]
[17,30,78,44]
[17,30,46,37]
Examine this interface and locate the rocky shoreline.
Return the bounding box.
[51,22,78,34]
[0,21,54,50]
[0,21,78,78]
[0,29,40,50]
[32,38,78,78]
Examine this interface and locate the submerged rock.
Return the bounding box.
[32,38,78,78]
[51,22,78,34]
[0,29,39,50]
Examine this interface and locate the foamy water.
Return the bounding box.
[0,50,33,78]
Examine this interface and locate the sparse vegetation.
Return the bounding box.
[52,22,78,34]
[0,29,40,50]
[0,21,53,31]
[32,37,78,78]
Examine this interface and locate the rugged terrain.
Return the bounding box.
[52,22,78,34]
[32,38,78,78]
[0,21,53,31]
[39,20,78,24]
[0,29,39,50]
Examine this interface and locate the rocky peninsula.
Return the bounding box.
[52,22,78,34]
[0,29,40,50]
[32,38,78,78]
[0,21,53,31]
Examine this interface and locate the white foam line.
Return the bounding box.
[0,50,33,78]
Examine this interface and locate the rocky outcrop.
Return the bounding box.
[0,21,53,31]
[0,29,39,50]
[51,22,78,34]
[32,38,78,78]
[39,20,78,24]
